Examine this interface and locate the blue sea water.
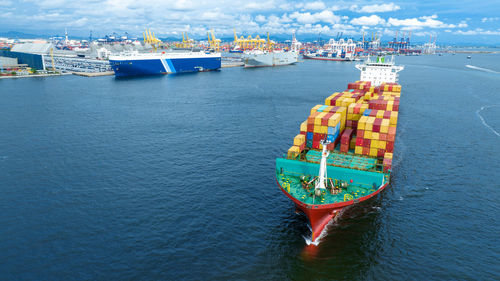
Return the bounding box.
[1,54,499,280]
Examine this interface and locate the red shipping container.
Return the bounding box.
[341,129,354,144]
[377,149,385,157]
[312,140,320,149]
[387,133,395,142]
[393,104,399,111]
[353,104,360,114]
[300,131,306,135]
[300,142,306,151]
[356,137,364,146]
[322,113,333,126]
[379,133,387,141]
[307,123,314,132]
[358,130,364,138]
[373,124,380,133]
[363,139,371,147]
[308,112,318,124]
[346,120,352,128]
[388,126,397,135]
[386,141,394,152]
[326,143,335,150]
[313,133,325,142]
[383,111,391,119]
[364,147,370,155]
[340,144,349,153]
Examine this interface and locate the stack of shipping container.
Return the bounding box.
[287,81,402,173]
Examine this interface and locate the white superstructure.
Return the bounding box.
[355,56,404,86]
[242,34,300,67]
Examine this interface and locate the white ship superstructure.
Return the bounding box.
[242,34,300,67]
[356,56,404,86]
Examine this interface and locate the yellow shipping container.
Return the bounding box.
[376,110,384,118]
[358,116,367,130]
[361,103,369,114]
[325,96,333,105]
[379,140,386,149]
[325,106,334,112]
[372,132,380,140]
[365,117,375,131]
[294,134,305,146]
[300,121,307,132]
[369,148,378,157]
[319,126,328,134]
[380,119,390,133]
[390,112,398,125]
[348,103,356,113]
[364,130,372,139]
[313,125,322,133]
[355,146,363,155]
[371,139,379,148]
[350,137,356,149]
[287,146,301,159]
[311,104,322,114]
[384,152,393,159]
[328,113,341,127]
[315,112,327,125]
[387,101,394,111]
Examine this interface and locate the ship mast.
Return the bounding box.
[315,139,330,193]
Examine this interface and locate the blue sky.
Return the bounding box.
[1,0,499,44]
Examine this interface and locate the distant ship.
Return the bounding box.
[241,34,300,67]
[303,38,359,62]
[303,52,355,61]
[109,51,221,77]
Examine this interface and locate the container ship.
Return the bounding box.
[242,34,300,67]
[276,56,404,243]
[303,52,354,61]
[108,51,221,77]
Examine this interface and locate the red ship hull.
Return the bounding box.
[276,179,389,242]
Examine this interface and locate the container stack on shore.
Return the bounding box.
[286,80,402,172]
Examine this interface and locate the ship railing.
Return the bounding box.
[278,169,379,190]
[283,152,385,174]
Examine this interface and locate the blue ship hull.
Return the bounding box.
[109,56,221,77]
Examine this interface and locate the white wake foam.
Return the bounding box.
[302,209,345,246]
[476,105,500,137]
[465,65,500,74]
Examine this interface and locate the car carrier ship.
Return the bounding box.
[276,56,404,243]
[109,50,221,77]
[242,34,300,67]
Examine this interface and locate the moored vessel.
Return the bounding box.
[276,56,404,243]
[242,34,300,67]
[109,50,221,77]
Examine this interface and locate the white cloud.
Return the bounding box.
[351,3,400,13]
[0,0,12,6]
[244,1,275,11]
[455,28,500,35]
[387,15,456,29]
[457,21,468,28]
[481,17,499,23]
[350,15,385,26]
[290,10,340,24]
[303,1,325,10]
[255,15,266,22]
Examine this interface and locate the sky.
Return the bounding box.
[1,0,500,45]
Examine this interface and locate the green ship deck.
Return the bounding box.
[276,150,389,205]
